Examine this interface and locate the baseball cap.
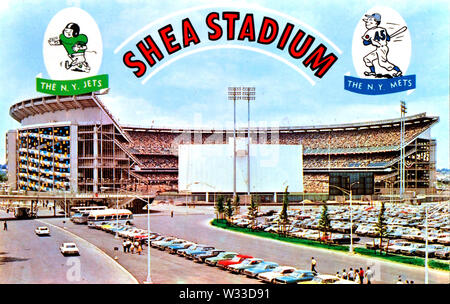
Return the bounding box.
[365,13,381,22]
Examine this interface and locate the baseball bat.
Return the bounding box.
[390,26,407,38]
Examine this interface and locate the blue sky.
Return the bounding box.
[0,0,448,168]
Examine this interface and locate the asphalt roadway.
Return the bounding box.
[0,206,448,284]
[0,214,137,284]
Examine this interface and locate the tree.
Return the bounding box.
[248,194,259,229]
[225,197,234,223]
[279,186,290,236]
[0,172,7,182]
[375,201,388,253]
[232,195,240,215]
[318,202,331,243]
[215,195,225,220]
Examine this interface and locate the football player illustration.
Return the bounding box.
[48,23,91,72]
[361,13,405,78]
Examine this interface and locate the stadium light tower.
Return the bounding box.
[228,87,241,201]
[400,101,407,200]
[242,87,256,197]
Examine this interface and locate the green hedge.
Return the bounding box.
[211,219,450,272]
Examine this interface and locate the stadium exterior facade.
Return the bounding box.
[6,92,439,202]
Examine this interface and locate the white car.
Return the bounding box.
[35,226,50,236]
[388,242,412,254]
[257,266,296,283]
[60,243,80,256]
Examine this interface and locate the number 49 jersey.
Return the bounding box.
[362,27,390,46]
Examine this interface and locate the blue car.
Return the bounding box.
[167,242,196,254]
[176,244,200,256]
[156,238,186,250]
[242,261,279,278]
[183,245,215,259]
[273,270,316,284]
[193,250,225,263]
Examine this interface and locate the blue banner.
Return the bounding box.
[344,75,416,95]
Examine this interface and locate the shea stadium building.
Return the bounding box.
[5,92,440,205]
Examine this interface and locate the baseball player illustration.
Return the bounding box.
[48,23,91,73]
[361,13,405,78]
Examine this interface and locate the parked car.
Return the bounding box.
[35,226,50,236]
[205,252,238,266]
[184,246,216,259]
[227,258,264,273]
[176,244,200,256]
[147,235,165,245]
[217,255,253,269]
[274,270,316,284]
[400,243,422,255]
[299,274,356,284]
[60,243,79,256]
[167,242,196,254]
[414,244,446,258]
[193,250,225,263]
[257,266,296,283]
[434,247,450,259]
[151,236,177,248]
[388,242,413,254]
[330,234,360,244]
[155,238,186,250]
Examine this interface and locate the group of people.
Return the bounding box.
[336,266,374,284]
[303,153,396,169]
[125,121,429,158]
[140,156,178,169]
[122,239,143,255]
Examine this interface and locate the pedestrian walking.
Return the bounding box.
[126,239,132,252]
[348,268,354,281]
[354,270,361,284]
[311,257,317,273]
[336,271,340,278]
[137,244,143,255]
[342,269,348,280]
[122,240,127,253]
[171,210,174,218]
[365,267,373,284]
[359,267,364,284]
[3,221,7,231]
[130,243,135,254]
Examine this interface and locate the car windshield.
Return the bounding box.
[231,256,241,262]
[67,245,76,248]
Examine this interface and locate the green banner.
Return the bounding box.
[36,74,108,95]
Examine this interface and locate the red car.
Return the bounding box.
[217,254,253,269]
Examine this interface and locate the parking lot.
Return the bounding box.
[230,202,449,260]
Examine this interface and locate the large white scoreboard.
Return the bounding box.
[178,140,303,193]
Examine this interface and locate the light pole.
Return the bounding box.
[329,181,359,253]
[400,101,407,199]
[132,194,153,284]
[228,87,241,202]
[242,87,255,202]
